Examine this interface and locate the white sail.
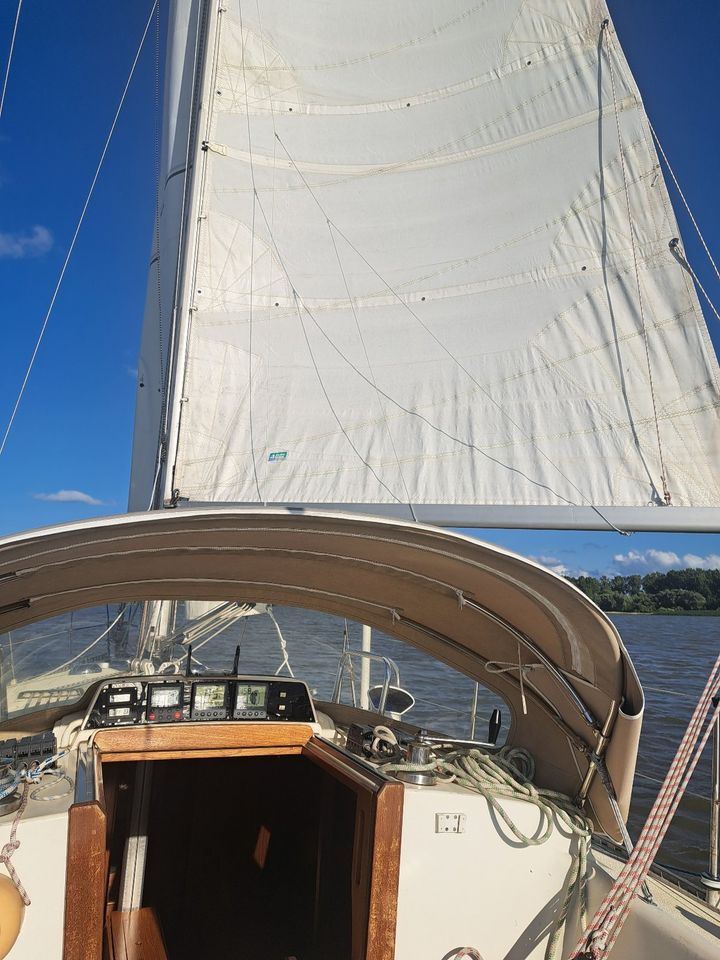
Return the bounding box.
[131,0,720,530]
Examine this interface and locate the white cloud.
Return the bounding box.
[681,553,720,571]
[528,555,571,576]
[33,489,104,506]
[611,548,720,573]
[0,225,53,259]
[124,365,138,379]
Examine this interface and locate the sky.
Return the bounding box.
[0,0,718,579]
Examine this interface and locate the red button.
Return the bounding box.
[148,712,155,721]
[174,710,181,720]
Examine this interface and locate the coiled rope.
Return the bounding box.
[0,750,68,905]
[383,744,593,960]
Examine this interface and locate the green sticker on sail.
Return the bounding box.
[268,451,288,462]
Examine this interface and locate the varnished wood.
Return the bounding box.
[110,908,167,960]
[302,737,403,960]
[94,721,313,758]
[63,802,107,960]
[366,781,404,960]
[100,745,303,763]
[303,736,386,793]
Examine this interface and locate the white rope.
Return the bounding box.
[0,0,158,457]
[383,743,592,960]
[0,0,22,122]
[647,118,720,285]
[671,239,720,324]
[46,608,126,675]
[267,607,295,678]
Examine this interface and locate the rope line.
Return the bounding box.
[0,0,22,122]
[382,744,593,960]
[670,239,720,324]
[0,749,69,905]
[569,652,720,958]
[271,131,629,535]
[647,118,720,286]
[0,0,158,458]
[605,24,670,506]
[327,222,418,519]
[251,187,623,521]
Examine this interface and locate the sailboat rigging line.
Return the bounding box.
[238,3,263,501]
[327,222,419,521]
[670,239,720,324]
[0,0,22,123]
[271,132,630,535]
[604,24,671,506]
[461,597,598,728]
[647,118,720,286]
[291,289,406,504]
[267,606,295,677]
[253,183,622,525]
[396,614,596,759]
[0,0,158,459]
[45,606,127,677]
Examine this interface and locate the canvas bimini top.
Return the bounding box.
[0,507,642,838]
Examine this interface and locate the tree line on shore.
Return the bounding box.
[566,568,720,613]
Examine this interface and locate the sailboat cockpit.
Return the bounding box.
[0,509,717,960]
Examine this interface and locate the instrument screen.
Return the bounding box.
[194,683,227,711]
[236,683,267,710]
[148,684,182,708]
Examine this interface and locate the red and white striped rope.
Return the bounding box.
[570,652,720,959]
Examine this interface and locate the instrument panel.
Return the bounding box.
[86,675,315,729]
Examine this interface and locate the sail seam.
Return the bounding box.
[238,1,263,502]
[270,133,628,533]
[605,24,670,506]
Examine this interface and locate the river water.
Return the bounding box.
[3,606,718,881]
[225,607,720,881]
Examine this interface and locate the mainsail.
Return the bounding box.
[130,0,720,530]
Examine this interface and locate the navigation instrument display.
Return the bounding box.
[148,684,182,708]
[235,683,267,710]
[194,683,226,710]
[191,681,229,719]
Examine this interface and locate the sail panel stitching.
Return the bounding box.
[605,25,670,506]
[270,133,628,533]
[238,2,263,502]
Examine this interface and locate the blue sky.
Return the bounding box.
[0,0,718,579]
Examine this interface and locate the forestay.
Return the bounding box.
[130,0,720,529]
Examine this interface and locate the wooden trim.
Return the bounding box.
[302,737,403,960]
[109,908,168,960]
[94,722,313,758]
[101,745,303,763]
[63,801,107,960]
[366,781,404,960]
[302,737,387,793]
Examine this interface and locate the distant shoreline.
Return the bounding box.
[567,570,720,616]
[607,609,720,617]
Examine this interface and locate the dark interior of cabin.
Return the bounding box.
[102,756,358,960]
